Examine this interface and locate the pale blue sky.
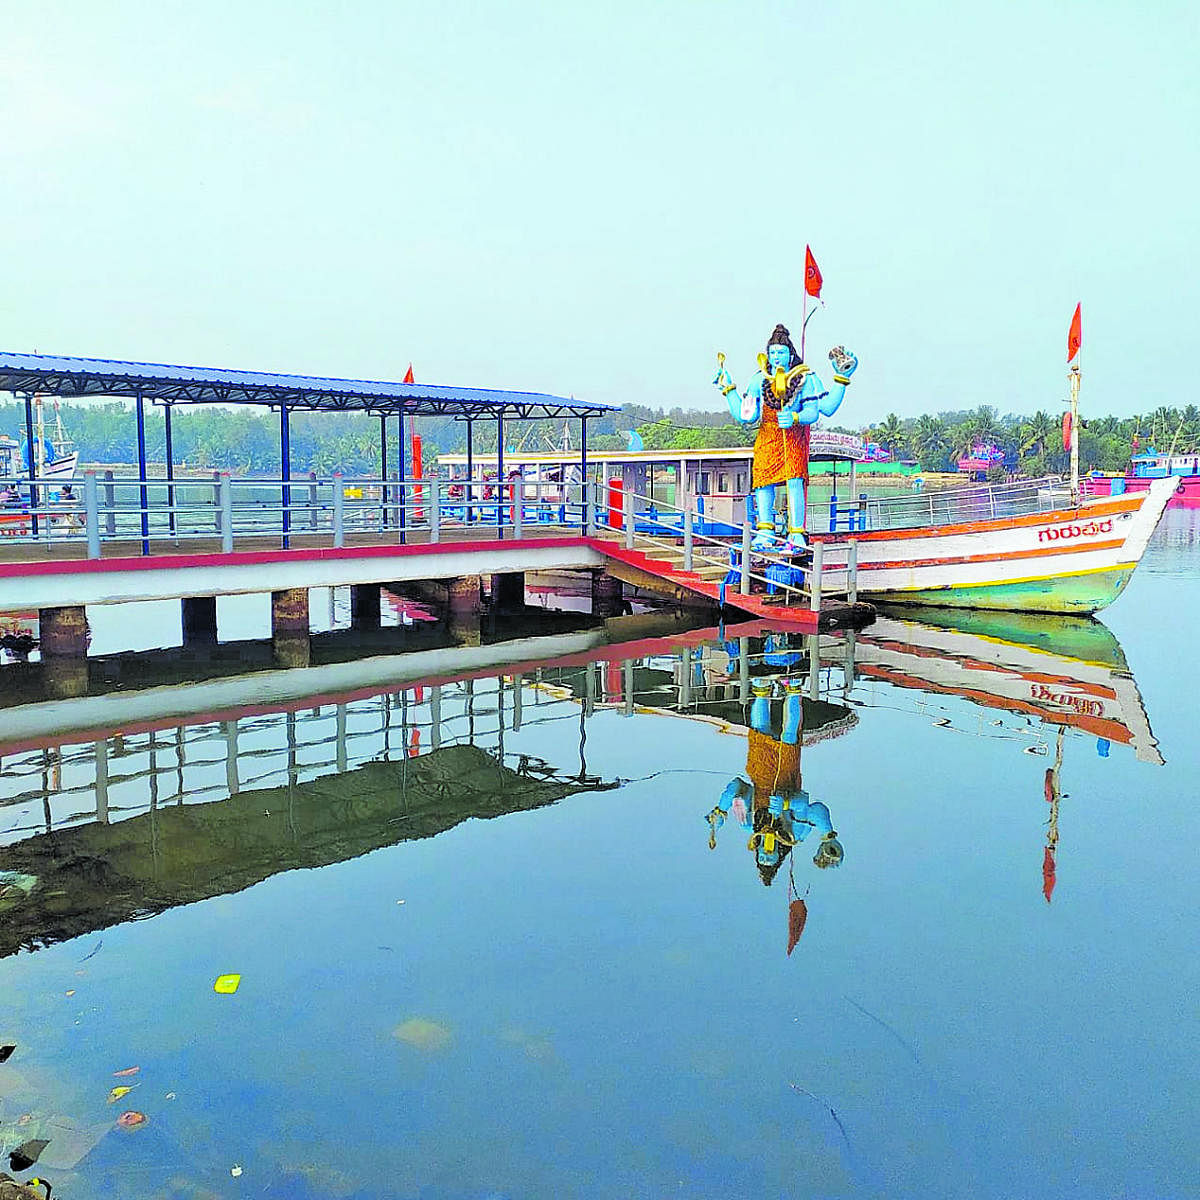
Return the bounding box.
[2,0,1197,423]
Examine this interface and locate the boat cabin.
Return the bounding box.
[1129,450,1200,479]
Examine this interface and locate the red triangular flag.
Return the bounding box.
[786,898,808,956]
[1067,304,1081,363]
[1042,845,1057,903]
[403,363,415,384]
[804,245,823,299]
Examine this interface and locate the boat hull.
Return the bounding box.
[818,475,1174,616]
[1085,473,1200,508]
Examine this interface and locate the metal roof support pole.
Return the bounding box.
[23,393,38,537]
[496,413,504,541]
[379,413,388,529]
[465,419,474,524]
[397,408,406,545]
[164,403,176,537]
[580,417,589,530]
[280,403,291,550]
[136,389,150,555]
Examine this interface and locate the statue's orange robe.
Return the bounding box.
[752,407,810,489]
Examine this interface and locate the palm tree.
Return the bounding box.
[1019,411,1056,459]
[874,413,906,456]
[911,415,950,470]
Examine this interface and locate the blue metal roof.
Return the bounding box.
[0,352,615,420]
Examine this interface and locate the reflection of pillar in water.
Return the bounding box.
[497,675,505,762]
[842,629,856,696]
[739,636,750,704]
[584,661,596,718]
[174,725,185,803]
[680,647,692,709]
[807,634,820,699]
[430,685,442,750]
[591,570,624,617]
[624,659,635,716]
[43,656,88,699]
[448,575,482,646]
[272,588,311,668]
[512,673,523,731]
[336,704,348,773]
[225,720,239,795]
[466,678,476,740]
[286,711,298,789]
[95,738,109,824]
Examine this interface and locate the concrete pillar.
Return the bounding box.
[449,575,482,616]
[591,570,624,617]
[39,605,88,658]
[490,571,525,612]
[351,583,382,630]
[181,596,218,646]
[271,588,310,668]
[448,575,482,646]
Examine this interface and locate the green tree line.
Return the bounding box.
[4,399,1196,476]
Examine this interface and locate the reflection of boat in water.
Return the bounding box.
[847,608,1162,764]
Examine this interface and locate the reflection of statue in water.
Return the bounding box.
[706,674,843,889]
[713,324,857,553]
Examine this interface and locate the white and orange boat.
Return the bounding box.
[816,473,1174,614]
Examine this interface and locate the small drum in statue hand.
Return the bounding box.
[828,345,854,374]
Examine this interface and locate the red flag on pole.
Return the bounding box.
[1067,304,1082,363]
[403,363,415,384]
[804,245,823,299]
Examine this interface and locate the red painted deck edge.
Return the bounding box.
[0,535,593,579]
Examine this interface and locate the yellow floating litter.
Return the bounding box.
[213,974,242,995]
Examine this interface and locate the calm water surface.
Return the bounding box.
[0,516,1198,1199]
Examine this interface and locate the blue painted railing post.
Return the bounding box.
[135,389,149,555]
[683,508,693,571]
[429,477,440,543]
[280,404,291,550]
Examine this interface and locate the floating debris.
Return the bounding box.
[230,1165,243,1178]
[106,1086,134,1104]
[8,1140,49,1171]
[213,974,242,995]
[0,1046,14,1064]
[393,1018,452,1051]
[77,938,104,963]
[111,1066,140,1078]
[843,995,922,1064]
[115,1111,146,1130]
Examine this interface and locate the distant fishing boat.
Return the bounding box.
[1,396,78,481]
[1082,449,1200,508]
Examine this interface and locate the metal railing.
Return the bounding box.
[0,471,597,557]
[602,486,859,613]
[859,476,1069,532]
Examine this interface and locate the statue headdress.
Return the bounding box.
[765,324,801,369]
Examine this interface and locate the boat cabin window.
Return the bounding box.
[698,472,710,494]
[718,473,728,493]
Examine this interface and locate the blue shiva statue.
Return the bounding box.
[713,325,858,553]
